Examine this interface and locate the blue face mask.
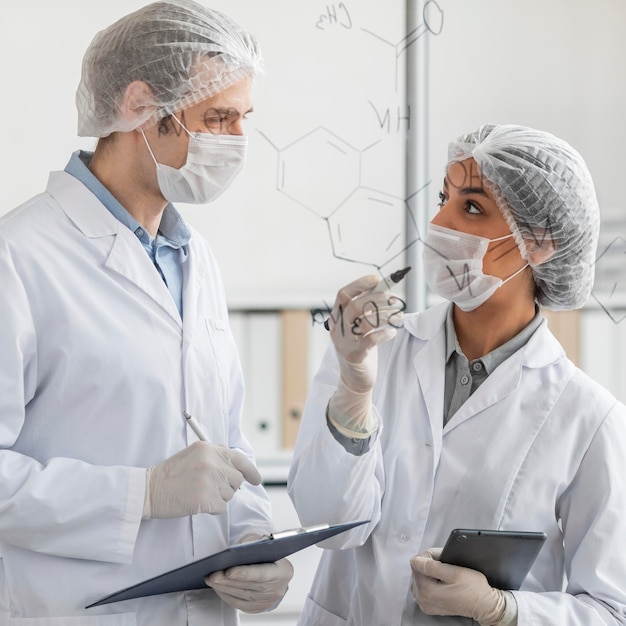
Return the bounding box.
[422,223,529,311]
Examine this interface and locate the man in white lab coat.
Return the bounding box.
[0,1,292,623]
[288,124,626,625]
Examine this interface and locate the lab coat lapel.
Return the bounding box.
[413,330,446,443]
[48,170,182,326]
[444,349,523,431]
[104,230,182,325]
[181,237,206,341]
[406,304,448,447]
[443,318,561,432]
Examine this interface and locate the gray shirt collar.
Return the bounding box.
[445,303,543,374]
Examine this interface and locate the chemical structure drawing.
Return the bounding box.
[327,184,427,269]
[259,125,429,274]
[255,4,446,278]
[259,127,370,219]
[592,235,626,324]
[361,0,444,91]
[304,3,626,328]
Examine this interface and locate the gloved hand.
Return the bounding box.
[143,441,262,519]
[326,275,404,434]
[205,543,294,614]
[410,548,506,625]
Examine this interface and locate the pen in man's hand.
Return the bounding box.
[183,410,209,441]
[324,266,411,330]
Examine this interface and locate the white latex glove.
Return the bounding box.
[326,275,404,434]
[410,548,506,625]
[143,441,262,519]
[205,544,294,614]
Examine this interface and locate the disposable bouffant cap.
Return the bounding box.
[76,0,263,137]
[447,124,600,310]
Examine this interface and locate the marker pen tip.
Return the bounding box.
[390,266,411,283]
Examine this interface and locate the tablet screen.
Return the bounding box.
[439,528,546,590]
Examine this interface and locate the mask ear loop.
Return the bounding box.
[489,233,515,243]
[139,129,160,168]
[140,114,194,167]
[501,262,530,285]
[487,232,529,284]
[170,114,193,138]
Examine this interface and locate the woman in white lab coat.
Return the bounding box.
[0,2,292,624]
[288,124,626,625]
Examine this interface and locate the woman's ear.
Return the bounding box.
[119,81,156,129]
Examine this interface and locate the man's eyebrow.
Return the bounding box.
[206,106,252,115]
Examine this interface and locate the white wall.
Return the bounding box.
[3,2,625,310]
[2,1,625,310]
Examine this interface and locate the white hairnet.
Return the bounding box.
[447,124,600,311]
[76,0,263,137]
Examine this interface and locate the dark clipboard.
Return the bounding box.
[439,528,546,590]
[86,519,368,608]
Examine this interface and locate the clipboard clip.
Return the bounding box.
[270,522,330,540]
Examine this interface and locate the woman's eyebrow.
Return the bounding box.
[460,186,488,196]
[443,177,488,196]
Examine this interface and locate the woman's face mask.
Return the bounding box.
[422,223,529,311]
[141,114,247,204]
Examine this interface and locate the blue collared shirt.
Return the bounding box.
[64,150,190,317]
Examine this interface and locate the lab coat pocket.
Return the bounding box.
[10,613,136,625]
[300,595,347,626]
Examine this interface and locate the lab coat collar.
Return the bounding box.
[47,170,119,238]
[402,301,565,370]
[181,229,207,340]
[403,302,567,433]
[402,301,448,341]
[402,303,448,443]
[46,170,183,326]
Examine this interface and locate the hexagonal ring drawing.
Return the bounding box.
[328,186,418,267]
[277,127,361,219]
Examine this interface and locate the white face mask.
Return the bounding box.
[141,115,248,204]
[422,223,529,311]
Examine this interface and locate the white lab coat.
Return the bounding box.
[0,171,272,625]
[288,302,626,625]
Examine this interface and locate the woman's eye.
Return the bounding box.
[466,202,481,215]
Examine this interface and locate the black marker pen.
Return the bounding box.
[324,266,411,330]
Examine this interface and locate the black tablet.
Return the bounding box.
[439,529,546,590]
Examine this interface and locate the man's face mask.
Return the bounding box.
[141,114,247,204]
